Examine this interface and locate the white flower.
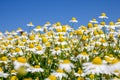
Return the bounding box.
[98,13,108,19]
[34,26,43,32]
[27,65,44,73]
[27,22,34,27]
[89,18,98,24]
[83,57,110,75]
[59,60,74,72]
[51,69,67,80]
[16,28,23,32]
[13,57,30,70]
[69,17,78,23]
[0,72,9,78]
[50,47,61,55]
[76,52,89,61]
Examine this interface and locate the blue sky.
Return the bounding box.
[0,0,120,32]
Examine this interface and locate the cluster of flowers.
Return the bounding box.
[0,13,120,80]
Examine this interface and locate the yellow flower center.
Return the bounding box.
[81,35,87,41]
[100,22,106,26]
[81,52,88,56]
[58,36,64,42]
[1,56,8,61]
[54,47,60,51]
[92,18,96,21]
[56,68,64,73]
[4,42,9,46]
[11,70,16,73]
[100,39,106,43]
[93,24,98,27]
[72,17,76,20]
[18,28,22,30]
[11,57,16,61]
[23,78,32,80]
[29,35,35,40]
[42,37,48,43]
[48,75,57,80]
[46,42,51,47]
[0,68,3,72]
[109,34,114,38]
[15,47,21,52]
[34,65,40,68]
[17,57,27,63]
[36,45,42,50]
[62,60,70,64]
[88,23,93,28]
[117,19,120,22]
[48,59,52,64]
[56,28,62,32]
[92,57,102,65]
[89,74,94,79]
[8,37,13,41]
[56,22,61,26]
[77,30,83,35]
[62,26,67,32]
[77,68,82,74]
[77,77,84,80]
[101,13,106,16]
[81,26,87,31]
[29,22,33,26]
[29,44,34,48]
[109,22,114,26]
[36,26,41,29]
[22,38,27,42]
[93,31,98,36]
[10,76,18,80]
[98,30,104,34]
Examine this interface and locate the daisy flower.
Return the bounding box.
[51,68,67,80]
[50,47,61,55]
[27,65,44,73]
[27,22,34,27]
[76,52,89,61]
[59,59,75,72]
[89,18,98,24]
[83,57,109,75]
[34,25,43,32]
[98,13,108,19]
[13,57,30,70]
[69,17,78,23]
[0,67,9,78]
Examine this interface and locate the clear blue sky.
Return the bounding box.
[0,0,120,32]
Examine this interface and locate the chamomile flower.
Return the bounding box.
[0,56,9,64]
[69,17,78,23]
[50,47,61,55]
[76,52,89,61]
[44,21,51,27]
[0,67,9,78]
[59,59,75,72]
[89,18,98,24]
[27,65,44,73]
[99,13,108,19]
[45,75,57,80]
[51,68,67,80]
[27,22,34,27]
[14,57,30,70]
[34,25,43,32]
[34,45,45,55]
[83,57,109,75]
[16,27,23,33]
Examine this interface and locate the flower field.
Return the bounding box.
[0,13,120,80]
